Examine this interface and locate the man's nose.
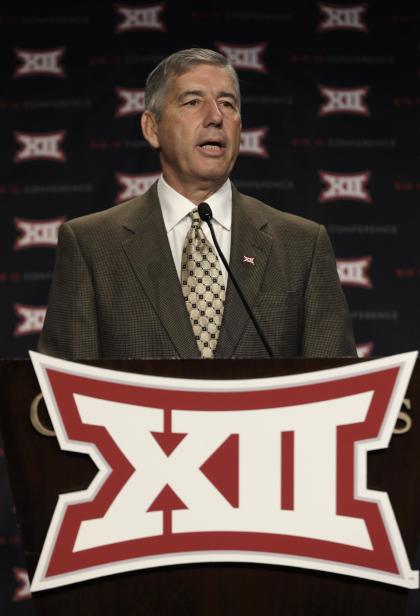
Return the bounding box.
[203,99,223,126]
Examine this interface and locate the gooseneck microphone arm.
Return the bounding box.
[197,202,274,358]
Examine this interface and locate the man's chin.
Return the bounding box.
[194,162,234,183]
[194,173,229,188]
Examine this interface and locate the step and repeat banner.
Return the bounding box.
[0,1,418,612]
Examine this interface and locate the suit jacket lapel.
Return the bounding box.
[121,184,200,358]
[215,186,273,358]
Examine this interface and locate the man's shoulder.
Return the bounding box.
[64,183,158,237]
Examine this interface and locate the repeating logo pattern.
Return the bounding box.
[239,128,269,157]
[216,43,267,72]
[337,257,372,288]
[12,569,31,602]
[115,172,160,201]
[14,48,66,78]
[14,131,66,163]
[14,217,65,250]
[115,3,166,32]
[14,304,46,336]
[115,87,146,117]
[318,4,368,32]
[2,3,418,360]
[319,171,371,203]
[356,342,374,358]
[318,85,370,116]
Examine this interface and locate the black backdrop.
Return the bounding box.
[0,1,419,613]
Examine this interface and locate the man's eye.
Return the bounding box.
[220,100,234,109]
[185,99,199,106]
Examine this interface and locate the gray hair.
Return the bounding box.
[144,48,241,118]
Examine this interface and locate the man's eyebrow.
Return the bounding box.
[218,91,237,101]
[178,90,204,101]
[178,90,238,103]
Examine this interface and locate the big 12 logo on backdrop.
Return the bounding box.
[14,47,66,78]
[14,131,66,163]
[29,352,419,591]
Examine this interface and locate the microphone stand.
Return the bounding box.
[198,203,274,358]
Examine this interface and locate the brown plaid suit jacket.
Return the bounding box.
[38,183,356,359]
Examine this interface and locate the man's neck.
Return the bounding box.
[161,174,226,205]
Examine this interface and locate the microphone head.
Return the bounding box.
[197,202,213,223]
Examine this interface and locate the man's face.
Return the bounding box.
[142,64,241,196]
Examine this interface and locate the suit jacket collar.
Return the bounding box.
[121,183,201,358]
[215,184,273,357]
[120,182,273,359]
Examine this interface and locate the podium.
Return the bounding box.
[0,358,419,616]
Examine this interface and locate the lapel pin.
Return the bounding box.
[242,255,255,265]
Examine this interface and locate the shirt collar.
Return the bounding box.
[158,175,232,233]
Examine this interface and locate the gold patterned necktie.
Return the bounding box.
[181,209,226,358]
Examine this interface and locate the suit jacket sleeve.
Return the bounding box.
[38,222,101,359]
[301,225,356,357]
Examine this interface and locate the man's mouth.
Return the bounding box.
[197,140,226,152]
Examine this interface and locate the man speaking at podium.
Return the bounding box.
[38,48,356,359]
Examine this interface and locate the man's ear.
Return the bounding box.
[141,110,160,149]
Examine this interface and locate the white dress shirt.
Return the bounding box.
[157,175,232,285]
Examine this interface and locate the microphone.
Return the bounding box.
[197,202,274,358]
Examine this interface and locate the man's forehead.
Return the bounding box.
[168,64,236,95]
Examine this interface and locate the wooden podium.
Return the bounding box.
[0,358,419,616]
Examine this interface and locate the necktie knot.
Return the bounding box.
[190,208,201,229]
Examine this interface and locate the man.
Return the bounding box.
[38,48,356,359]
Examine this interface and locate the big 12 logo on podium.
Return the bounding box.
[29,351,419,591]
